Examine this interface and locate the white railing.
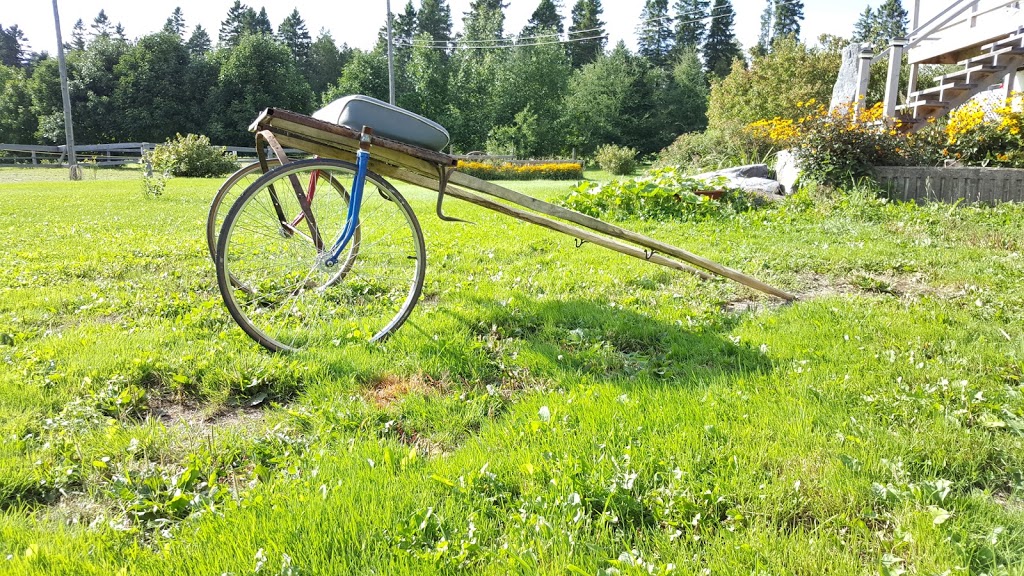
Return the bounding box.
[855,0,1023,119]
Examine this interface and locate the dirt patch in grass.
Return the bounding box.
[150,398,267,431]
[366,373,449,408]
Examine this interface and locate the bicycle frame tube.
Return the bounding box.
[324,148,369,267]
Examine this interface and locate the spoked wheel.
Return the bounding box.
[215,158,426,352]
[207,159,281,264]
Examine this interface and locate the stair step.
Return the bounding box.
[940,64,1002,85]
[909,82,978,103]
[961,46,1024,68]
[980,30,1024,52]
[897,101,950,119]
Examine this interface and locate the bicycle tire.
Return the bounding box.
[215,158,426,352]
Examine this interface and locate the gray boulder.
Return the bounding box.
[692,164,785,201]
[830,43,864,112]
[774,150,801,194]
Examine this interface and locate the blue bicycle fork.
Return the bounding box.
[324,127,373,267]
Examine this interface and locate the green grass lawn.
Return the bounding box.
[1,166,1022,575]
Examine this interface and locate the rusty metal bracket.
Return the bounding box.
[575,238,587,248]
[435,165,471,224]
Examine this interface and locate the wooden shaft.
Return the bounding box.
[385,168,714,281]
[447,172,797,301]
[262,127,795,301]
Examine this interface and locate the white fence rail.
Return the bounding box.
[0,143,304,167]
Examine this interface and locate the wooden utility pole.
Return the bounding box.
[52,0,81,180]
[387,0,395,105]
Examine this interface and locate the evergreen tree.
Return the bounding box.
[163,8,186,38]
[523,0,564,36]
[186,25,212,56]
[463,0,509,40]
[772,0,803,40]
[873,0,908,42]
[278,9,312,64]
[567,0,605,68]
[638,0,673,68]
[672,0,709,52]
[245,8,274,37]
[417,0,453,46]
[703,0,740,77]
[851,6,875,43]
[0,24,29,68]
[756,0,772,55]
[219,2,249,47]
[71,19,86,50]
[113,23,127,42]
[91,10,112,40]
[393,1,418,46]
[851,1,907,49]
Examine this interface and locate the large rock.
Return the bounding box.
[774,150,801,194]
[692,164,784,201]
[830,42,864,112]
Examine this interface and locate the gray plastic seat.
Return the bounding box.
[312,95,450,152]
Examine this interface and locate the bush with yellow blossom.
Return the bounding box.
[747,100,918,187]
[940,93,1024,167]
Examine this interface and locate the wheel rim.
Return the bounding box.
[216,159,425,352]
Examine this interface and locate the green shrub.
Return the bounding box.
[594,144,638,175]
[561,167,758,222]
[656,128,776,172]
[145,133,238,178]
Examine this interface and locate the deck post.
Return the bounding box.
[884,39,908,118]
[855,48,874,112]
[906,0,921,97]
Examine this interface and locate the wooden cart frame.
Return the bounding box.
[212,108,795,351]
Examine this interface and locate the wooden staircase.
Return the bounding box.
[897,30,1024,131]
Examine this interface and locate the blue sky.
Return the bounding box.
[8,1,886,56]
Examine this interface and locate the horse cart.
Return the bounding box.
[209,96,795,352]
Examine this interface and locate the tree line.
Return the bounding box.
[0,0,907,157]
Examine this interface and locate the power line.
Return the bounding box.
[395,0,807,51]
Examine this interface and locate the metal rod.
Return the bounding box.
[386,0,396,106]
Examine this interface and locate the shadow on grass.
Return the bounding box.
[451,294,774,386]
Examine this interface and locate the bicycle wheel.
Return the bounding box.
[207,159,280,263]
[216,158,426,352]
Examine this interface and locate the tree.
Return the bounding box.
[113,23,127,42]
[246,8,274,36]
[219,1,249,47]
[523,0,564,36]
[0,65,37,142]
[702,0,740,77]
[163,8,186,38]
[672,0,709,53]
[0,25,29,68]
[114,32,196,140]
[563,42,669,155]
[756,0,772,56]
[324,48,389,105]
[638,0,673,68]
[187,25,212,56]
[707,36,841,131]
[852,6,875,44]
[567,0,605,68]
[669,48,709,132]
[91,10,113,40]
[402,34,451,128]
[851,1,908,50]
[490,36,571,155]
[306,30,350,98]
[211,34,314,145]
[278,9,312,65]
[393,1,418,47]
[418,0,453,47]
[772,0,803,40]
[463,0,509,40]
[873,0,908,43]
[71,20,87,51]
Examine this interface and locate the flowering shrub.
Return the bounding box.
[561,167,758,222]
[941,94,1024,167]
[594,144,638,175]
[748,100,917,187]
[456,161,583,181]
